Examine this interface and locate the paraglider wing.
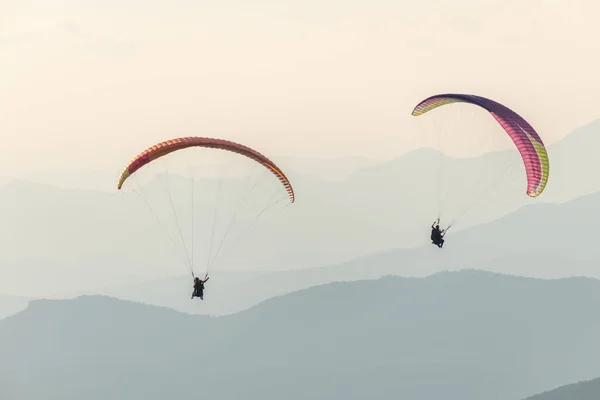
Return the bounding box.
[117,137,295,202]
[412,94,549,198]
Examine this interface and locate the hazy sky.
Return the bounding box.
[2,0,599,179]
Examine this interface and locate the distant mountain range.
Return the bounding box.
[0,155,381,191]
[2,271,600,400]
[4,186,599,317]
[75,188,600,316]
[0,119,598,297]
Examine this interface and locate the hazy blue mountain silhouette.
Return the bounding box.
[524,377,600,400]
[4,185,598,316]
[0,120,598,297]
[2,271,600,400]
[98,188,600,316]
[0,294,30,320]
[542,119,600,202]
[0,155,380,191]
[277,155,380,180]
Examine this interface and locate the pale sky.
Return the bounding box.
[2,0,599,180]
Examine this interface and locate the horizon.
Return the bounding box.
[0,116,598,191]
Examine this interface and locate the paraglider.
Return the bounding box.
[117,137,295,201]
[117,137,295,299]
[430,219,445,249]
[412,93,550,245]
[192,275,210,300]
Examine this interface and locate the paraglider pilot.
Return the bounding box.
[192,275,209,300]
[430,219,445,249]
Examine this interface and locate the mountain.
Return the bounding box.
[277,155,380,180]
[2,271,600,400]
[524,377,600,400]
[0,156,380,192]
[9,184,600,316]
[0,294,30,320]
[98,189,600,316]
[540,119,600,203]
[0,120,598,297]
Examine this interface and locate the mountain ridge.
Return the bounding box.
[0,119,599,298]
[524,377,600,400]
[3,271,600,400]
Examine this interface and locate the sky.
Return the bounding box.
[2,0,599,182]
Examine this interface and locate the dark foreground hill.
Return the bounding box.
[2,270,600,400]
